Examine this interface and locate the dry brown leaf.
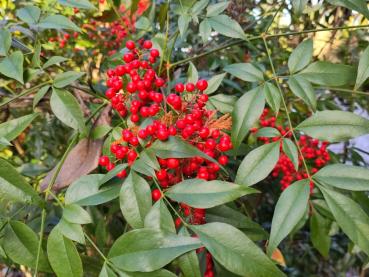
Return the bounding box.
[271,248,286,267]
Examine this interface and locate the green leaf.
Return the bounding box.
[120,172,152,229]
[108,228,202,272]
[267,180,310,255]
[0,113,39,141]
[65,174,120,206]
[282,138,299,171]
[99,263,116,277]
[199,19,212,44]
[38,15,81,32]
[296,110,369,142]
[224,63,264,82]
[208,94,237,114]
[177,227,201,277]
[310,209,331,258]
[191,223,286,277]
[0,158,41,205]
[57,218,85,244]
[16,6,41,24]
[63,204,92,224]
[314,164,369,191]
[208,15,246,39]
[288,75,316,111]
[178,14,191,38]
[135,16,152,30]
[256,127,280,138]
[42,56,69,69]
[98,163,128,186]
[166,179,258,208]
[33,85,50,109]
[50,88,86,133]
[0,137,11,146]
[187,62,198,84]
[231,86,265,149]
[292,0,308,14]
[144,199,175,233]
[355,45,369,88]
[0,51,24,83]
[263,82,281,112]
[58,0,96,10]
[53,71,85,88]
[319,185,369,256]
[235,141,280,186]
[91,125,111,139]
[288,39,313,73]
[299,61,355,86]
[131,149,160,177]
[206,1,229,17]
[204,73,226,95]
[0,29,12,56]
[32,42,41,68]
[47,227,83,277]
[327,0,369,18]
[3,221,50,272]
[191,0,209,15]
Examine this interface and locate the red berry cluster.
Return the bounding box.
[48,32,79,49]
[252,108,330,190]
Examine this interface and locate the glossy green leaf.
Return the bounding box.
[38,15,81,32]
[47,227,83,277]
[144,199,175,233]
[187,62,198,83]
[319,185,369,256]
[0,51,24,83]
[267,180,310,255]
[131,149,159,177]
[199,19,212,44]
[296,110,369,142]
[108,228,202,272]
[292,0,308,14]
[208,15,246,39]
[63,204,92,224]
[120,172,152,229]
[231,86,265,149]
[0,113,39,141]
[224,63,264,82]
[282,138,299,170]
[0,29,11,56]
[288,39,313,73]
[33,85,50,109]
[256,127,280,138]
[314,164,369,191]
[57,218,85,244]
[204,73,226,95]
[263,82,281,112]
[288,75,316,111]
[166,179,258,208]
[191,223,286,277]
[177,227,201,277]
[98,163,128,186]
[3,221,50,272]
[327,0,369,18]
[236,141,280,186]
[206,1,229,17]
[299,61,355,86]
[53,71,85,88]
[58,0,96,10]
[310,209,331,258]
[355,45,369,88]
[178,14,191,38]
[42,56,69,69]
[16,6,41,24]
[50,88,85,133]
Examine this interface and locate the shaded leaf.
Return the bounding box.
[310,209,331,258]
[256,127,280,138]
[327,0,369,18]
[33,85,50,109]
[42,56,68,69]
[224,63,264,82]
[178,14,191,38]
[208,15,246,39]
[177,227,201,277]
[288,75,316,111]
[0,29,11,56]
[288,39,313,73]
[263,82,281,112]
[58,218,85,244]
[187,62,198,84]
[0,51,24,83]
[204,73,226,95]
[0,113,39,141]
[282,138,299,170]
[16,6,41,24]
[199,19,211,44]
[292,0,308,14]
[144,199,175,233]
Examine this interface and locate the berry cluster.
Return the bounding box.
[48,32,79,49]
[252,108,330,190]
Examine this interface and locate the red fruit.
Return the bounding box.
[167,158,179,169]
[106,162,115,171]
[175,83,185,93]
[127,150,138,162]
[156,129,169,141]
[175,217,182,228]
[151,189,162,201]
[117,169,127,178]
[156,169,167,181]
[186,83,195,92]
[129,136,139,146]
[143,40,153,49]
[199,94,209,102]
[199,127,210,139]
[131,114,140,123]
[99,156,110,166]
[138,129,148,139]
[105,88,116,99]
[122,130,133,141]
[196,79,208,91]
[150,49,160,58]
[127,82,137,93]
[123,52,134,63]
[218,155,229,165]
[155,78,165,87]
[126,40,135,50]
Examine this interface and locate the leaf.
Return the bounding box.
[144,199,175,233]
[47,227,83,277]
[191,223,286,277]
[92,125,111,139]
[267,179,310,255]
[204,73,226,95]
[0,51,24,83]
[42,56,69,69]
[313,164,369,191]
[37,15,81,32]
[355,45,369,88]
[32,42,41,68]
[166,179,258,208]
[58,218,85,244]
[310,209,331,258]
[299,61,355,86]
[288,39,313,73]
[0,158,41,205]
[287,75,316,111]
[50,88,86,133]
[131,149,160,177]
[191,0,209,15]
[0,29,11,56]
[120,172,152,229]
[208,15,246,39]
[0,113,39,141]
[3,221,50,272]
[256,127,280,138]
[292,0,308,14]
[231,86,265,149]
[63,204,92,224]
[208,94,237,114]
[16,6,41,24]
[53,71,85,88]
[263,82,281,112]
[296,110,369,142]
[224,63,264,82]
[206,1,229,17]
[33,85,50,109]
[178,14,191,38]
[177,228,201,277]
[282,138,299,171]
[135,16,152,30]
[235,141,280,186]
[199,19,212,44]
[108,228,202,272]
[327,0,369,19]
[58,0,96,10]
[65,174,120,206]
[98,164,128,186]
[319,185,369,256]
[187,62,198,84]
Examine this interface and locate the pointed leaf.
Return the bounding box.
[0,113,39,141]
[256,127,281,138]
[58,0,96,10]
[42,56,68,69]
[53,71,85,88]
[263,82,281,112]
[33,85,50,109]
[38,15,80,32]
[16,6,41,24]
[187,62,198,84]
[0,29,11,56]
[199,19,212,44]
[292,0,308,14]
[287,75,316,111]
[177,227,201,277]
[224,63,264,82]
[327,0,369,18]
[63,204,92,224]
[178,14,191,38]
[208,15,246,39]
[144,199,175,233]
[204,73,226,95]
[57,218,85,244]
[356,45,369,88]
[0,51,24,83]
[206,2,229,17]
[310,209,331,258]
[288,39,313,73]
[282,138,299,170]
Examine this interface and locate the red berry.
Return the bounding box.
[126,40,135,50]
[167,158,179,169]
[196,79,208,91]
[143,40,153,49]
[150,49,160,58]
[99,156,110,166]
[175,83,185,93]
[156,129,169,141]
[156,169,167,181]
[186,83,195,92]
[151,189,162,201]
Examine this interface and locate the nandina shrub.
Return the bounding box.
[0,1,369,276]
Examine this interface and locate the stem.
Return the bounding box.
[317,86,369,96]
[85,233,109,262]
